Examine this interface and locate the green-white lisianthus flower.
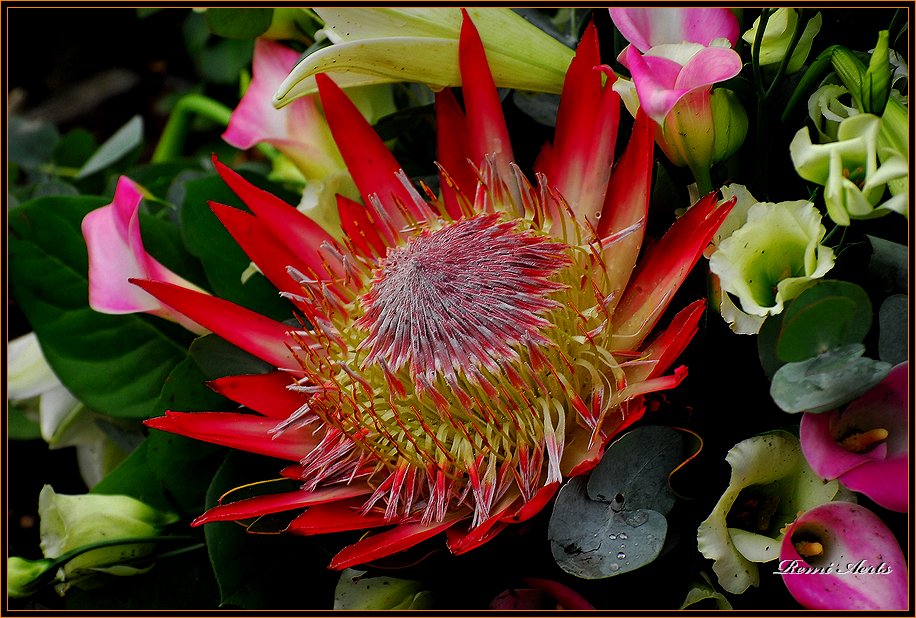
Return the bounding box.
[7,333,128,488]
[273,8,574,107]
[743,9,823,74]
[707,186,835,332]
[334,569,434,610]
[807,84,859,142]
[791,113,908,225]
[38,486,179,594]
[697,431,846,594]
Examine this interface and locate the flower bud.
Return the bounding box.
[334,569,434,610]
[7,557,54,598]
[710,88,748,163]
[742,9,823,74]
[38,486,178,592]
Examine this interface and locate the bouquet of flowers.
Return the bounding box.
[8,7,909,610]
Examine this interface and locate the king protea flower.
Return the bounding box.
[88,12,731,569]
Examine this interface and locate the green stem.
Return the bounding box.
[691,162,714,197]
[152,94,232,163]
[151,93,277,164]
[22,535,199,594]
[751,9,772,197]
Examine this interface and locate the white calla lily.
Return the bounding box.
[273,8,574,107]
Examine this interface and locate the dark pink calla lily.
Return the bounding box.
[81,176,207,333]
[800,362,908,512]
[779,502,908,610]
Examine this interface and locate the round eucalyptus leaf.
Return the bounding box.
[878,294,908,365]
[587,425,682,515]
[770,343,892,414]
[775,280,872,362]
[549,477,667,579]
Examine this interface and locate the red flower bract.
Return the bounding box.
[118,12,732,569]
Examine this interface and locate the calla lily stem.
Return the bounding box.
[152,94,277,163]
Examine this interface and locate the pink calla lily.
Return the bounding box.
[81,176,208,334]
[609,8,743,192]
[223,39,345,181]
[609,8,739,51]
[621,44,743,126]
[779,502,908,610]
[800,362,908,512]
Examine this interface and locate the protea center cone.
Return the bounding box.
[91,13,732,569]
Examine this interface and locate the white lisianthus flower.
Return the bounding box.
[707,186,835,333]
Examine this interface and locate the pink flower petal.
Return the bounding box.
[674,46,743,92]
[622,46,686,124]
[610,8,739,51]
[223,39,342,180]
[779,502,908,610]
[82,176,207,333]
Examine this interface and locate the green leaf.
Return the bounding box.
[8,404,43,441]
[878,294,907,365]
[91,441,172,513]
[774,280,872,362]
[205,8,274,39]
[9,116,60,169]
[549,477,667,579]
[769,343,892,414]
[781,45,840,123]
[178,173,292,320]
[76,115,144,179]
[54,128,98,168]
[9,196,187,420]
[587,425,683,516]
[146,355,227,514]
[204,452,338,608]
[189,334,273,380]
[198,39,254,85]
[758,312,786,378]
[867,235,908,293]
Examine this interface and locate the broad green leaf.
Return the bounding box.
[76,115,144,179]
[30,177,79,198]
[549,477,667,579]
[189,335,273,380]
[878,294,908,365]
[146,355,227,514]
[770,343,892,414]
[9,116,59,169]
[91,441,172,512]
[178,174,293,320]
[198,39,254,85]
[54,128,97,168]
[205,8,273,39]
[587,426,683,516]
[8,404,43,441]
[867,235,908,293]
[9,196,187,420]
[204,452,339,608]
[774,280,872,362]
